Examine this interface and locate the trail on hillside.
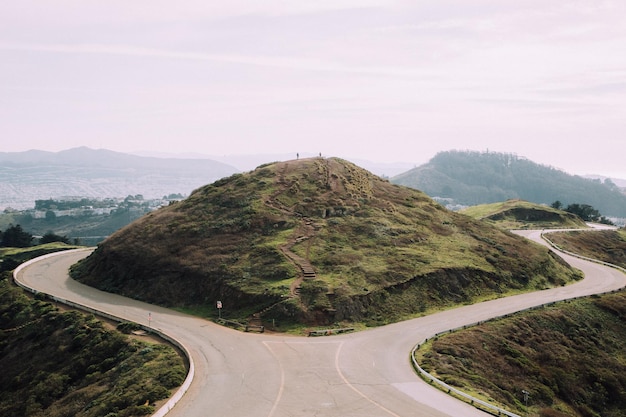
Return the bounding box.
[252,160,321,324]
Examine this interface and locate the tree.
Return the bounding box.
[40,232,70,245]
[1,224,33,248]
[565,203,604,222]
[45,210,57,223]
[551,200,563,210]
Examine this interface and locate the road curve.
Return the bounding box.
[14,231,626,417]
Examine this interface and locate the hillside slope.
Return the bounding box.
[392,150,626,217]
[71,157,580,328]
[548,228,626,269]
[418,291,626,417]
[0,269,185,417]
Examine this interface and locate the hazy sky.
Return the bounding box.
[2,1,625,178]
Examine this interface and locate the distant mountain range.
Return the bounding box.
[0,148,415,211]
[392,150,626,218]
[0,147,238,210]
[3,147,625,219]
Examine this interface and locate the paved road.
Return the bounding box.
[15,230,626,417]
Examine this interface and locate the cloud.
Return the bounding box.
[0,41,435,80]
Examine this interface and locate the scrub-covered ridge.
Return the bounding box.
[71,157,580,328]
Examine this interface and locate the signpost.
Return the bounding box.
[217,301,222,319]
[522,389,530,407]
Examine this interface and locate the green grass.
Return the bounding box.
[0,242,81,256]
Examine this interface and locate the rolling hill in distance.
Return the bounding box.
[391,150,626,218]
[460,199,588,230]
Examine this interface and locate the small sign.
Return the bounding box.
[217,301,222,309]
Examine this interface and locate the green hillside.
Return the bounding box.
[71,157,581,330]
[392,150,626,217]
[461,200,587,230]
[0,248,185,417]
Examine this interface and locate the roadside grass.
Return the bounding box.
[414,293,626,417]
[547,229,626,269]
[1,247,187,417]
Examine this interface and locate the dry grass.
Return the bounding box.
[415,292,626,416]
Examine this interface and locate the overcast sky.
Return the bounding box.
[2,1,625,178]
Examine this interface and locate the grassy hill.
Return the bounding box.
[0,248,186,417]
[460,200,588,230]
[392,150,626,218]
[416,291,626,417]
[71,157,581,330]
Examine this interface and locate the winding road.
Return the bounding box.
[14,229,626,417]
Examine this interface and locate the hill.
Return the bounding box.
[0,147,238,210]
[70,157,580,329]
[416,291,626,417]
[460,200,588,230]
[391,150,626,218]
[0,248,185,417]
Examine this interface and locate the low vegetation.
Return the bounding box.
[415,292,626,417]
[0,248,186,417]
[71,157,581,331]
[461,199,587,230]
[547,229,626,269]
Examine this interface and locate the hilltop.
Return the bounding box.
[392,150,626,218]
[71,157,580,329]
[461,200,587,230]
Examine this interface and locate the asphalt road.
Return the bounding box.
[15,230,626,417]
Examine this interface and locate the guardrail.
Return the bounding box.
[13,250,195,417]
[411,335,522,417]
[409,229,626,417]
